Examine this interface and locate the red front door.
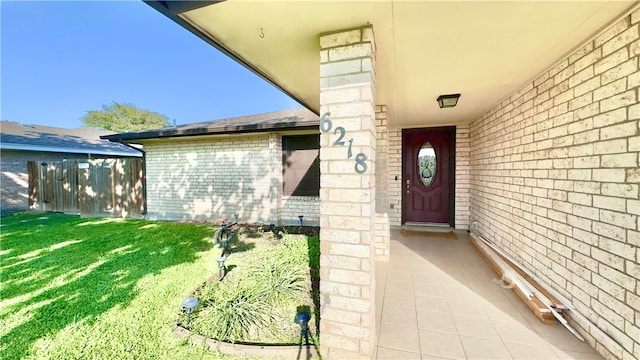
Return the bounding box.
[402,127,455,225]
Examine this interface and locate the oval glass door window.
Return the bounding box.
[418,142,436,187]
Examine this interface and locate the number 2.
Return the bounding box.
[333,127,346,146]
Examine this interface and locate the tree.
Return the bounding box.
[82,102,170,132]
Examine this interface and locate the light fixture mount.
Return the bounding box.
[437,94,461,108]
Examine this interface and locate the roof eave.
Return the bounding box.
[101,121,320,142]
[0,143,143,157]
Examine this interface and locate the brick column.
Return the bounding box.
[375,105,390,259]
[318,25,377,359]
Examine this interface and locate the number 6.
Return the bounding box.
[320,112,332,132]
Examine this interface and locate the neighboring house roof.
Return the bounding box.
[0,121,142,157]
[102,107,319,143]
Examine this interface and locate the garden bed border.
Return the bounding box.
[172,322,319,359]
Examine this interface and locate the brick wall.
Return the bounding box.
[388,129,402,226]
[144,135,277,222]
[144,134,319,225]
[1,150,31,215]
[280,196,320,226]
[455,125,471,230]
[469,8,639,359]
[375,105,390,258]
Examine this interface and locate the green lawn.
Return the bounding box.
[0,213,242,360]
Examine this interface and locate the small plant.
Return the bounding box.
[193,284,277,343]
[251,260,306,307]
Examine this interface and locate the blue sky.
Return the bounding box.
[1,1,301,129]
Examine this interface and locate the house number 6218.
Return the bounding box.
[320,112,368,174]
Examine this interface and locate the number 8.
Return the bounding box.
[355,153,367,174]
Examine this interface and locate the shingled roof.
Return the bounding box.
[101,107,319,143]
[0,121,142,157]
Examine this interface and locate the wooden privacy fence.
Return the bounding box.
[28,158,144,218]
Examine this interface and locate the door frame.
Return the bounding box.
[401,126,456,227]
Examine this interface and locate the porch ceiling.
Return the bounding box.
[150,0,637,129]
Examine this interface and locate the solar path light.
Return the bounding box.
[181,296,199,328]
[294,311,311,345]
[220,236,230,253]
[217,256,227,279]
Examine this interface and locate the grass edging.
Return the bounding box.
[172,322,319,359]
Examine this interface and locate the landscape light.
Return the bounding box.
[181,296,199,327]
[294,311,311,345]
[217,256,226,279]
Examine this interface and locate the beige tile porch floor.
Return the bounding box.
[374,229,602,360]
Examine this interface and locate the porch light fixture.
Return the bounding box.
[181,296,199,327]
[437,94,461,108]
